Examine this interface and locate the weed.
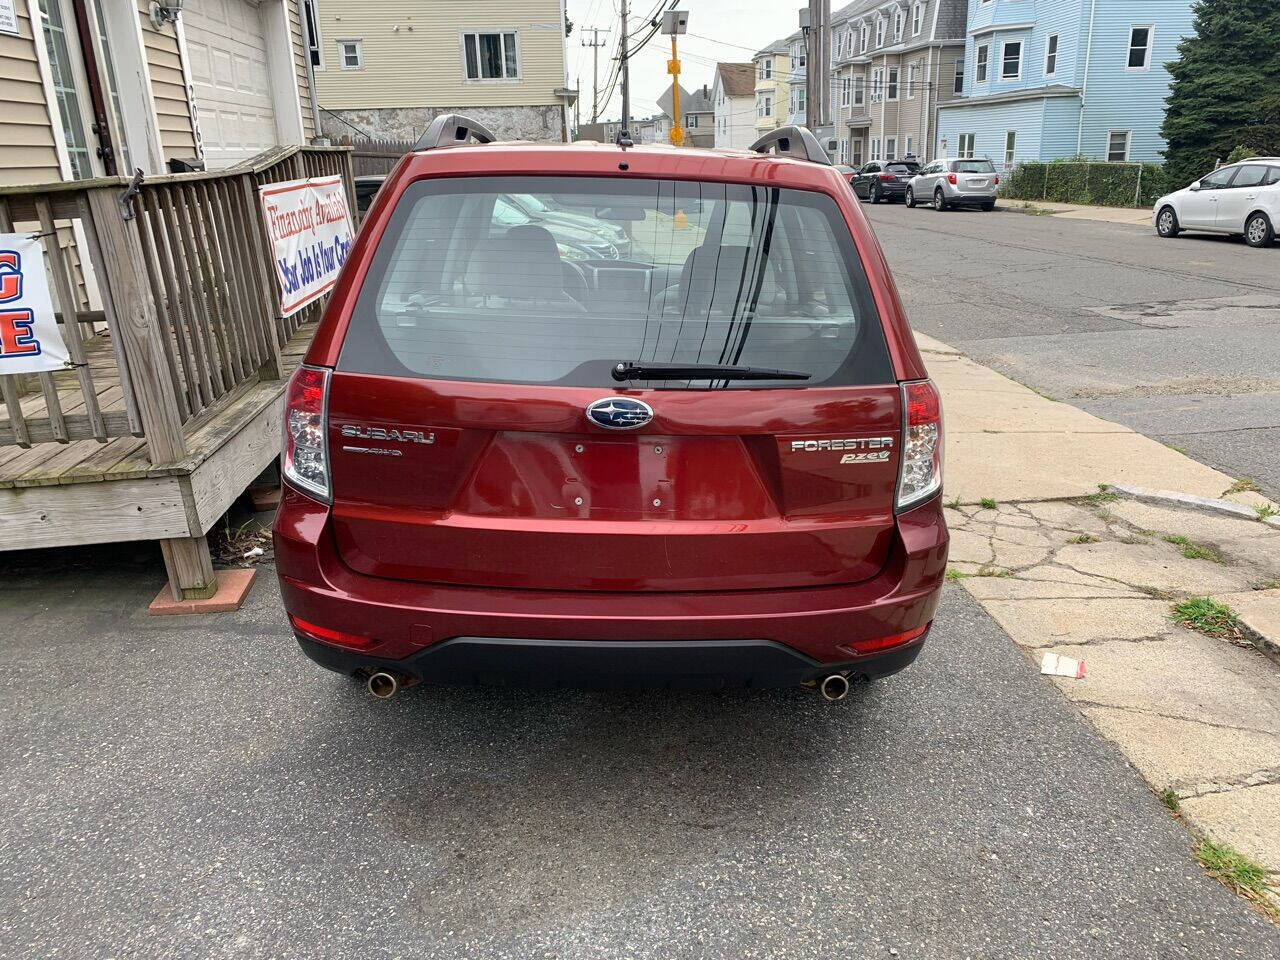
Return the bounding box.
[945,568,968,581]
[1067,533,1100,544]
[1257,504,1279,520]
[975,566,1011,578]
[947,496,962,510]
[1117,535,1149,545]
[979,497,998,510]
[1158,788,1180,814]
[1195,837,1280,921]
[1162,441,1189,455]
[1171,597,1239,637]
[1080,491,1120,507]
[1226,478,1261,495]
[1098,509,1115,523]
[1139,585,1178,601]
[1255,579,1280,592]
[1163,534,1225,564]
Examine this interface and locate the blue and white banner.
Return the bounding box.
[0,232,71,374]
[259,175,356,318]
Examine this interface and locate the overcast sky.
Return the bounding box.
[565,1,802,123]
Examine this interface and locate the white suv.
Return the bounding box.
[1154,159,1280,247]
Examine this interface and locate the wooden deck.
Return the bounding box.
[0,323,313,550]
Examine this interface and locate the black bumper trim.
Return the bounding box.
[295,634,926,690]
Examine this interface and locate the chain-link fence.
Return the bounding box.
[1000,161,1168,208]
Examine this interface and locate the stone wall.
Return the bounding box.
[321,105,566,143]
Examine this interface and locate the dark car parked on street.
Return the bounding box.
[275,117,947,700]
[852,160,921,203]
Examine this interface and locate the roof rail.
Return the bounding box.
[747,126,832,165]
[413,113,497,152]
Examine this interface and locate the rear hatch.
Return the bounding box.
[326,174,901,593]
[952,160,997,192]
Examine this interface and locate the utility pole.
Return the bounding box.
[619,0,631,143]
[801,0,830,132]
[661,10,689,146]
[580,27,609,123]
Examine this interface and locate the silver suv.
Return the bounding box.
[907,159,1000,211]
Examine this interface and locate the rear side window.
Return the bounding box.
[339,176,893,388]
[951,160,995,173]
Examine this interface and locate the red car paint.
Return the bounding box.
[274,141,947,689]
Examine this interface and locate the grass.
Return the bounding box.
[947,495,962,510]
[945,568,967,581]
[1158,788,1181,814]
[1066,533,1100,544]
[1080,491,1120,507]
[1258,503,1279,520]
[1163,534,1226,564]
[1195,837,1280,921]
[979,497,998,510]
[1226,478,1262,495]
[946,566,1011,580]
[1171,597,1239,637]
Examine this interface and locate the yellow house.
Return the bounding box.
[0,0,320,185]
[752,37,790,133]
[309,0,574,142]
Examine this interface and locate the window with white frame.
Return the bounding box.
[303,0,322,67]
[839,138,849,162]
[975,43,989,82]
[338,39,363,70]
[860,23,869,52]
[871,137,881,160]
[463,31,519,80]
[1004,130,1016,166]
[1107,130,1131,162]
[840,76,851,107]
[894,9,903,40]
[954,57,964,93]
[876,17,885,46]
[758,94,772,117]
[907,63,918,99]
[905,135,915,157]
[853,75,865,106]
[686,114,698,128]
[759,59,772,80]
[1044,34,1059,77]
[1001,40,1022,80]
[852,138,864,166]
[913,3,923,36]
[1127,25,1152,70]
[793,43,806,69]
[885,136,897,159]
[871,67,884,102]
[958,133,975,158]
[887,66,899,100]
[792,86,806,115]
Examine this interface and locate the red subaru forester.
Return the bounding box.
[274,116,947,700]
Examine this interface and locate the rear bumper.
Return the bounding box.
[945,189,997,205]
[296,632,927,689]
[273,487,948,685]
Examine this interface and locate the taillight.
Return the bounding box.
[282,364,331,503]
[879,173,896,182]
[946,172,957,185]
[896,379,942,511]
[289,614,373,649]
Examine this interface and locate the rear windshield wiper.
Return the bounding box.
[612,362,811,382]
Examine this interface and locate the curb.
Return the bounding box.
[1238,616,1280,666]
[1106,483,1276,524]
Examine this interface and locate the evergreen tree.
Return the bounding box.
[1161,0,1280,188]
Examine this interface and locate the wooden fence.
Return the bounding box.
[345,138,415,177]
[0,145,354,461]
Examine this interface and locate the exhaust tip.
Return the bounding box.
[818,673,850,702]
[366,671,399,700]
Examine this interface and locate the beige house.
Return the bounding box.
[1,0,319,185]
[751,38,790,133]
[309,0,574,142]
[829,0,967,166]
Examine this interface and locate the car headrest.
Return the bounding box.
[675,244,778,314]
[464,225,567,304]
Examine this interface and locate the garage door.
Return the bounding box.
[183,0,279,168]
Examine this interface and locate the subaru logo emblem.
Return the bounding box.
[585,396,654,430]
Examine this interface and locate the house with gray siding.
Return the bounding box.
[935,0,1195,167]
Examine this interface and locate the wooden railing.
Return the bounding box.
[0,145,354,461]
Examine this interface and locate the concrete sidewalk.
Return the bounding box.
[1001,199,1154,226]
[923,330,1280,914]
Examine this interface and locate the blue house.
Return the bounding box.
[935,0,1195,167]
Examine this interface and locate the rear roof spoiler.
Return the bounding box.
[748,126,832,165]
[413,114,497,152]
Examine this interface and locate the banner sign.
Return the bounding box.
[0,233,71,374]
[259,175,355,317]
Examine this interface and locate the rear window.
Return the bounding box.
[338,176,893,389]
[886,163,918,174]
[951,160,995,173]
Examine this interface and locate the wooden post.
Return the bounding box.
[85,186,217,602]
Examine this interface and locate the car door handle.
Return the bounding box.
[1245,194,1258,200]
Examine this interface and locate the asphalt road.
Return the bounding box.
[864,201,1280,498]
[2,545,1277,959]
